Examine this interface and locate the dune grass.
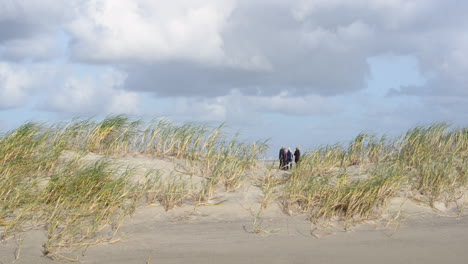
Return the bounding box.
[277,124,467,226]
[1,117,466,258]
[41,160,139,258]
[0,115,268,259]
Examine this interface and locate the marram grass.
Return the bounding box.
[0,116,267,260]
[1,117,467,259]
[277,123,467,225]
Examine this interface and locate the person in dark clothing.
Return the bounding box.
[286,147,293,170]
[294,147,301,166]
[279,146,286,170]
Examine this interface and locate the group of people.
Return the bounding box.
[278,146,300,170]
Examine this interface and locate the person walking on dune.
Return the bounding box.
[279,146,286,170]
[286,147,293,170]
[294,147,301,166]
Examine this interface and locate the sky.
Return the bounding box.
[1,0,467,158]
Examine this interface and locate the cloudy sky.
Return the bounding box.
[1,0,467,157]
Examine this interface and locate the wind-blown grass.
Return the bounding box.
[398,124,468,204]
[41,160,139,258]
[0,115,268,259]
[278,124,467,225]
[1,117,466,258]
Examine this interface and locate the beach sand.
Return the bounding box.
[1,155,467,263]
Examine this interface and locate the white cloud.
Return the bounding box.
[0,0,467,139]
[0,63,33,109]
[251,91,340,116]
[301,20,375,53]
[438,34,468,86]
[46,68,141,115]
[292,0,436,29]
[168,90,339,125]
[173,97,227,122]
[0,61,140,115]
[2,0,465,102]
[0,0,73,41]
[0,35,61,60]
[108,91,140,115]
[0,63,59,109]
[0,0,66,23]
[68,0,235,64]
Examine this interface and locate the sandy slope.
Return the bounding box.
[1,155,467,264]
[82,213,468,264]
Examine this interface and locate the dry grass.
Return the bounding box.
[0,115,268,259]
[1,117,466,258]
[277,124,467,227]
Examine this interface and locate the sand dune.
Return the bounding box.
[1,153,467,264]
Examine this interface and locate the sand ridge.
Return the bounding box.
[1,154,467,263]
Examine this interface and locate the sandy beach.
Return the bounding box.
[1,153,467,264]
[2,195,468,263]
[82,212,468,264]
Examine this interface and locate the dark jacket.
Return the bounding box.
[294,149,301,163]
[286,150,293,162]
[279,148,285,160]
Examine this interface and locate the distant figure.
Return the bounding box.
[279,146,286,170]
[294,147,301,166]
[286,147,293,170]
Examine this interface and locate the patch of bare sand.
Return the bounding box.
[80,213,468,264]
[75,191,468,264]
